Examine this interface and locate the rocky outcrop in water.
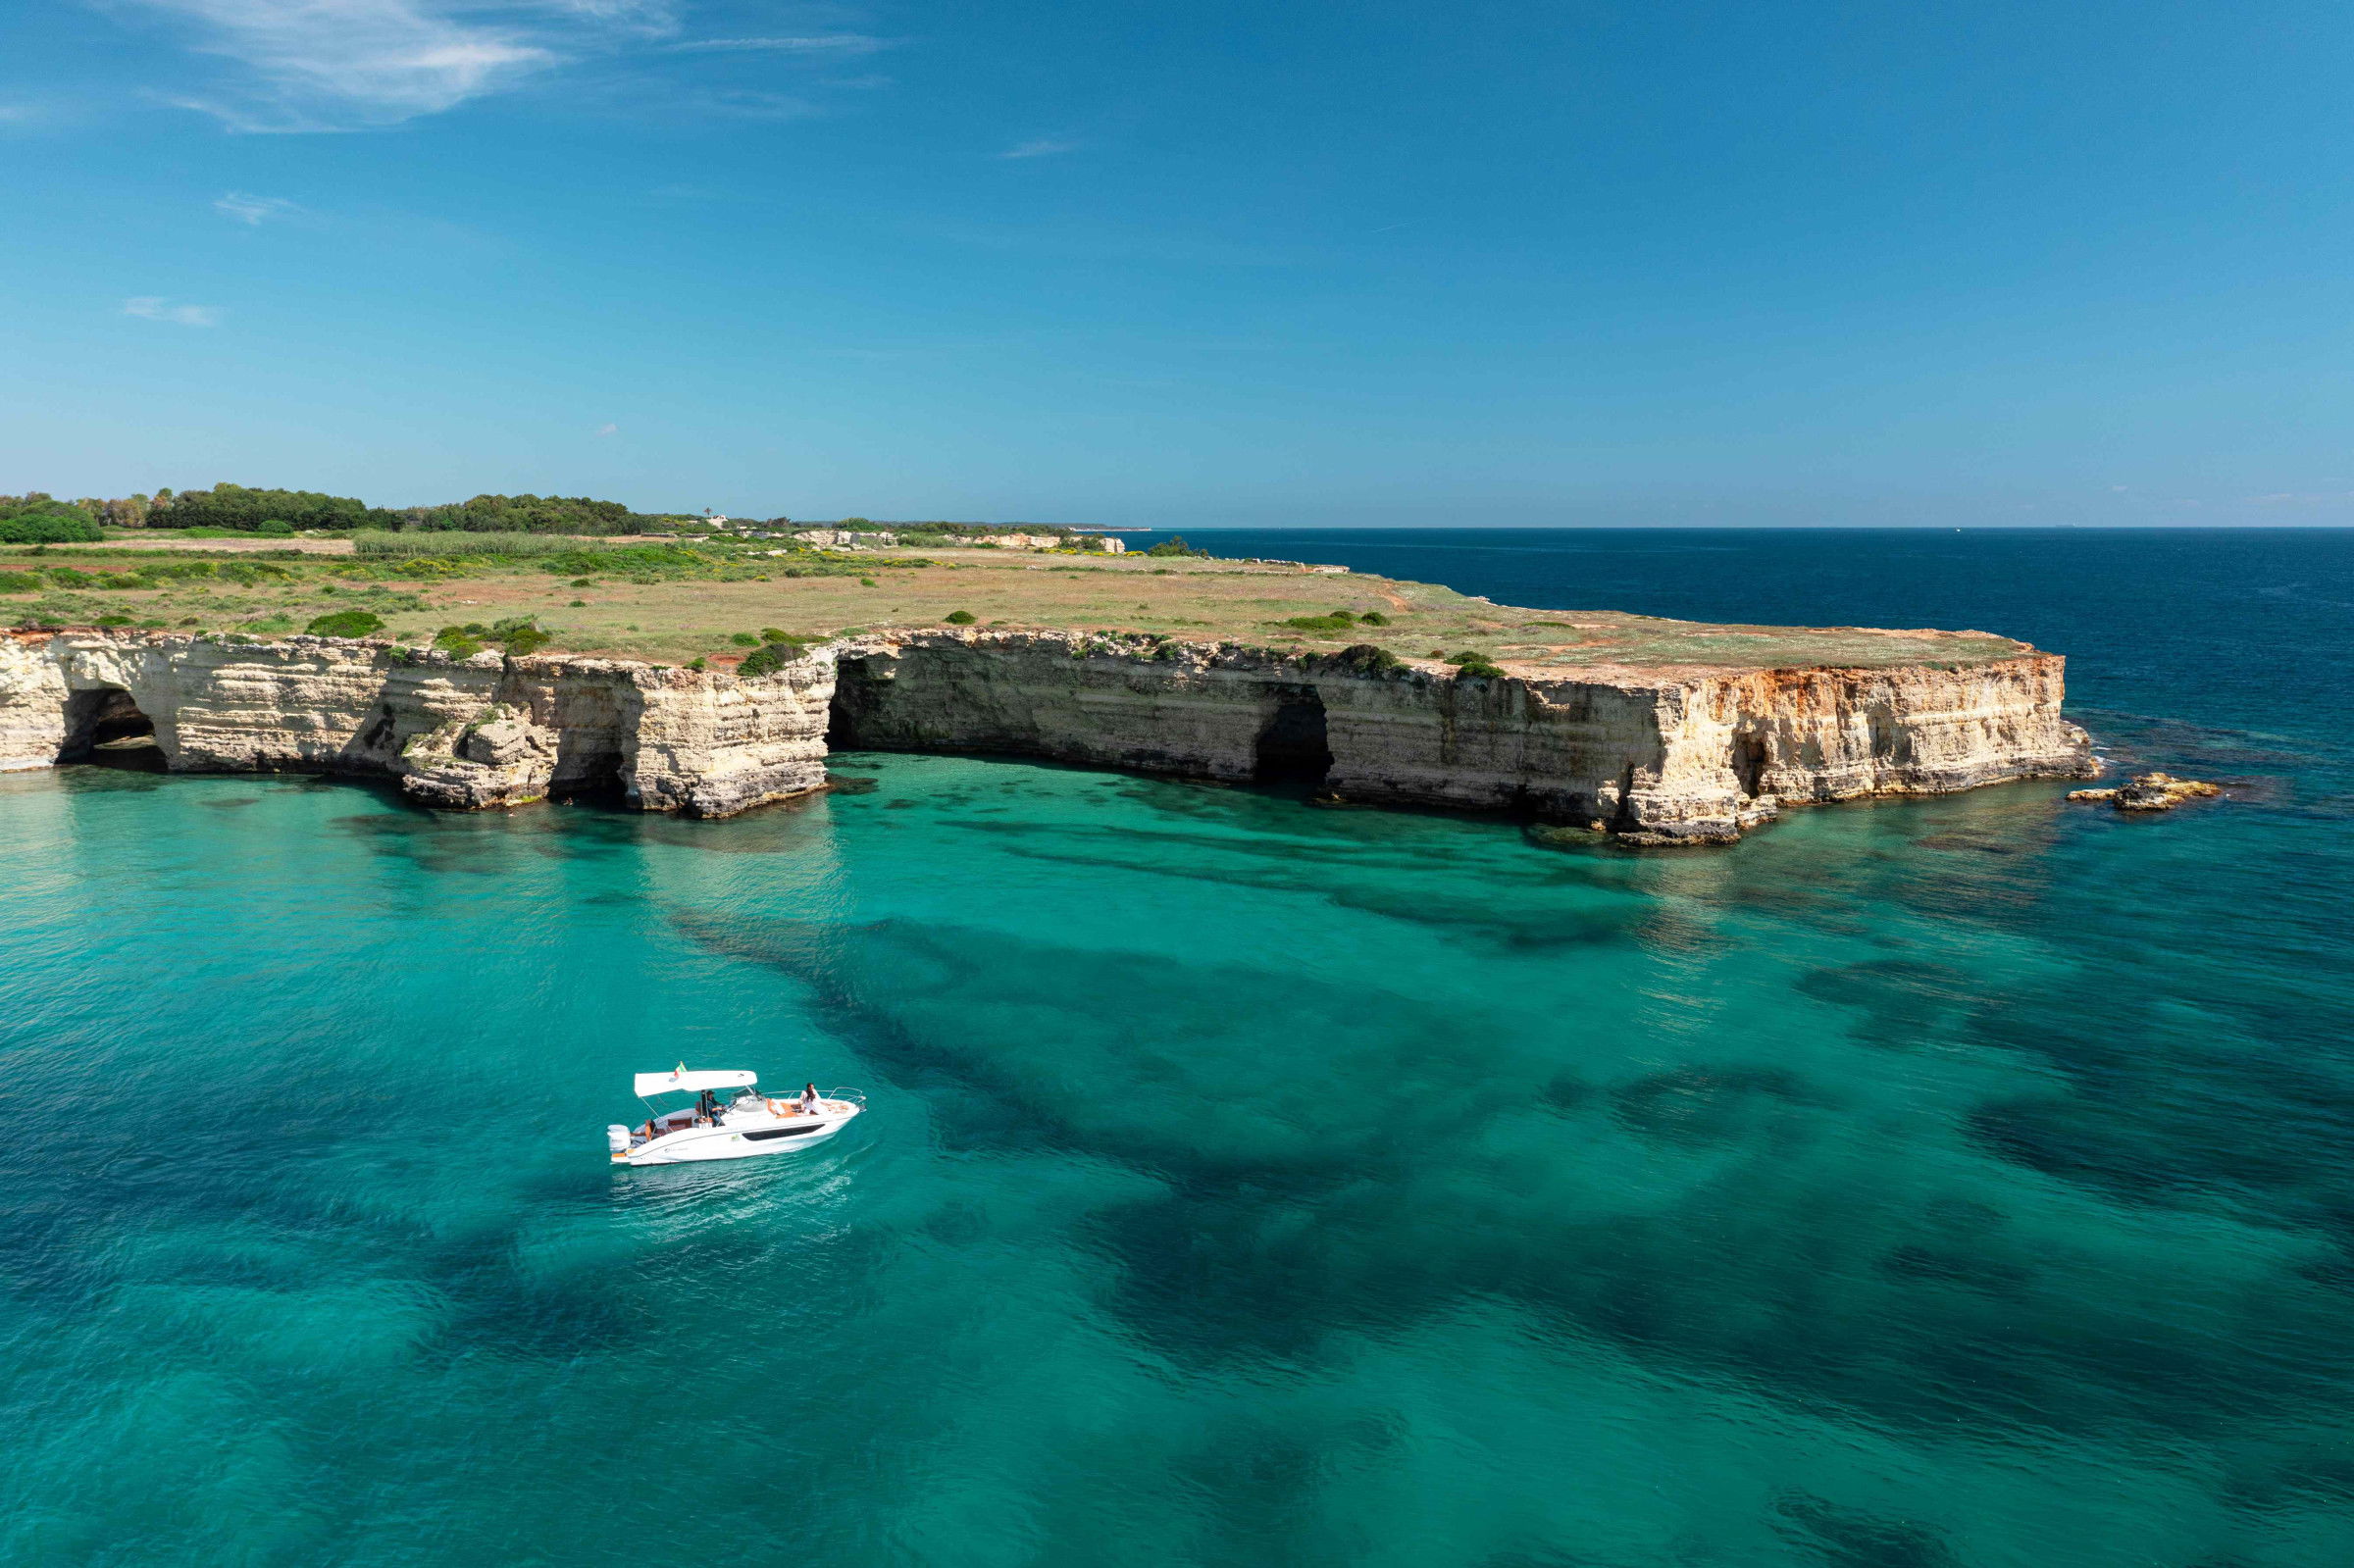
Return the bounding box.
[2069,773,2222,813]
[1,626,2093,842]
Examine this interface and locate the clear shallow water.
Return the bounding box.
[3,530,2351,1568]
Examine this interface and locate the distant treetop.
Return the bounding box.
[155,482,388,532]
[395,493,655,535]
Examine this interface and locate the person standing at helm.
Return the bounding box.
[798,1084,820,1116]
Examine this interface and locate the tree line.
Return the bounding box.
[0,483,675,536]
[3,482,1116,542]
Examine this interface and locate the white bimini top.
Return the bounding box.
[634,1068,758,1097]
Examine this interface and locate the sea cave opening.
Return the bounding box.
[548,719,630,803]
[1731,731,1767,798]
[826,656,881,748]
[1254,688,1333,789]
[62,685,165,772]
[551,745,629,804]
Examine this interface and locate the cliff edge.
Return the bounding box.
[0,627,2092,844]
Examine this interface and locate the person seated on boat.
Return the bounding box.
[694,1088,718,1126]
[798,1084,821,1117]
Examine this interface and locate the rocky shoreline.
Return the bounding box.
[0,627,2096,844]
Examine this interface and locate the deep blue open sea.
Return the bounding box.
[3,528,2350,1568]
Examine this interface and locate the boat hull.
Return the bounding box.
[614,1103,860,1167]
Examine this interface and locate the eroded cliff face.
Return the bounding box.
[0,627,2091,841]
[0,632,833,815]
[831,631,2094,842]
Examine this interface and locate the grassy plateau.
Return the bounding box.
[0,536,2031,676]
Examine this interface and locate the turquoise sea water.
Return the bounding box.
[3,529,2351,1568]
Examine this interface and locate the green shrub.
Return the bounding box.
[0,512,103,544]
[686,656,707,672]
[859,578,878,587]
[254,519,295,536]
[945,609,977,625]
[737,640,808,678]
[730,632,759,646]
[0,571,38,592]
[243,613,299,634]
[214,561,293,585]
[569,599,587,607]
[434,626,486,658]
[94,614,134,627]
[570,578,591,588]
[758,627,794,642]
[1322,643,1403,676]
[306,608,385,638]
[1454,657,1508,681]
[1144,534,1208,558]
[486,617,550,655]
[393,557,467,580]
[1278,614,1356,633]
[1358,611,1389,626]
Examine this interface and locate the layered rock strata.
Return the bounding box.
[0,632,832,816]
[831,631,2094,843]
[1,627,2093,842]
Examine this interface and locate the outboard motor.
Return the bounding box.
[606,1124,634,1155]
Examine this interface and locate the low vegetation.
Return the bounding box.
[432,617,551,659]
[355,530,598,558]
[0,528,2031,674]
[305,609,385,638]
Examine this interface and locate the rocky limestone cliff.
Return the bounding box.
[0,631,832,815]
[1,626,2092,842]
[832,631,2094,843]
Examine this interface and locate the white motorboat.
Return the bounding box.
[608,1067,864,1167]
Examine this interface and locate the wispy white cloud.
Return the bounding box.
[594,422,618,436]
[122,0,687,130]
[665,33,888,55]
[124,296,224,327]
[998,136,1077,160]
[113,0,899,130]
[215,190,298,223]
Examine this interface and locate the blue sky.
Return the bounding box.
[3,1,2349,526]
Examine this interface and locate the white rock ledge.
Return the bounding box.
[0,628,2094,843]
